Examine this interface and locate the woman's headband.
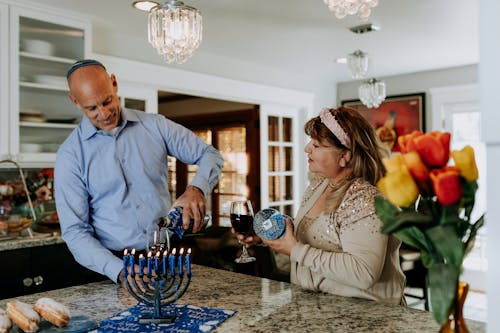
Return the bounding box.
[319,108,351,149]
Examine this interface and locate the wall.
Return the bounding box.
[336,64,478,130]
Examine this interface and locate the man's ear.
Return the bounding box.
[110,74,118,93]
[68,93,79,108]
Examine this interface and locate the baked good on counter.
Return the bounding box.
[6,300,40,333]
[34,297,71,327]
[0,308,12,333]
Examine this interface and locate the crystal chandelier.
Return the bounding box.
[148,0,202,64]
[347,50,369,79]
[323,0,379,20]
[358,78,386,108]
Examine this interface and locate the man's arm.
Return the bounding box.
[54,150,122,283]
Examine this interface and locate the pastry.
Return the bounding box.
[6,300,40,333]
[0,308,12,333]
[34,297,71,327]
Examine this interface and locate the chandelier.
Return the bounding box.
[323,0,379,20]
[147,0,202,64]
[358,78,386,108]
[347,50,369,79]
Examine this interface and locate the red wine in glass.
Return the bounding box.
[230,214,253,235]
[230,200,256,263]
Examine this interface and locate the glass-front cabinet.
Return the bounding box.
[2,2,90,164]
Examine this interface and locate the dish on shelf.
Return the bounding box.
[20,109,43,116]
[46,118,77,124]
[32,74,67,87]
[19,115,47,123]
[20,143,43,153]
[20,39,54,56]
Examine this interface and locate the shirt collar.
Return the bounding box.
[80,108,141,140]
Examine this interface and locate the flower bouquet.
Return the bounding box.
[375,130,484,327]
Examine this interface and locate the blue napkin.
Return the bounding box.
[98,303,236,333]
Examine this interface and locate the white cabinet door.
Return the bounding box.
[8,4,90,165]
[0,3,9,160]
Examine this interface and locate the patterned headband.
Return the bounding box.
[319,108,351,149]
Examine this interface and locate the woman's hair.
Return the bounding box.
[304,106,389,186]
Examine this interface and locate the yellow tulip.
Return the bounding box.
[451,145,479,181]
[377,166,419,207]
[382,154,405,173]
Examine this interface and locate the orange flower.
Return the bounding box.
[413,131,451,168]
[402,151,429,183]
[429,166,462,206]
[398,130,423,153]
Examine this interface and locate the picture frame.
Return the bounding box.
[341,93,425,152]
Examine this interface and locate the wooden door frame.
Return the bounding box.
[170,107,260,225]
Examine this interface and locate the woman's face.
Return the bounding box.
[304,138,343,178]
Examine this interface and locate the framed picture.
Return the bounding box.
[341,93,425,152]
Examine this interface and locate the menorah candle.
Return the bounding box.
[123,249,129,277]
[154,251,160,272]
[147,251,152,276]
[162,250,167,275]
[169,248,176,275]
[130,249,136,274]
[139,254,145,276]
[178,248,184,275]
[186,248,191,276]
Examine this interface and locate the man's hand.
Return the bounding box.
[172,185,206,233]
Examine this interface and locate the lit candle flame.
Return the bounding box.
[180,248,184,255]
[139,253,144,259]
[147,251,152,258]
[163,250,167,256]
[187,248,191,254]
[155,251,160,258]
[123,249,128,255]
[172,248,177,255]
[131,248,136,256]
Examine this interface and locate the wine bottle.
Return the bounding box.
[159,207,210,239]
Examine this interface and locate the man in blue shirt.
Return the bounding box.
[55,60,224,285]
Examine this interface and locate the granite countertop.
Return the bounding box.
[0,265,485,333]
[0,233,64,251]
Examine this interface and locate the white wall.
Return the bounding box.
[481,0,500,331]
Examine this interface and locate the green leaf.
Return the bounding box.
[421,250,435,268]
[374,196,400,223]
[380,211,434,235]
[393,226,431,253]
[464,215,485,253]
[428,263,459,325]
[426,225,464,268]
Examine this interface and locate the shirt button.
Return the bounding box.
[122,159,126,163]
[143,230,147,234]
[136,204,140,208]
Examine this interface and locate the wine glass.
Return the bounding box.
[147,225,170,253]
[230,200,256,263]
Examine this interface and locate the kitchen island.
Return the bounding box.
[0,264,485,332]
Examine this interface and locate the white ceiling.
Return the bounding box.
[36,0,479,85]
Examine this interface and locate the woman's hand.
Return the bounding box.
[231,229,262,248]
[264,218,297,256]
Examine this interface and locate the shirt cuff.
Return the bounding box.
[290,242,310,265]
[105,257,125,284]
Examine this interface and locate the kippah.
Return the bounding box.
[66,59,106,79]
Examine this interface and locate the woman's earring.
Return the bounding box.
[339,161,346,168]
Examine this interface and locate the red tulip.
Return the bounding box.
[398,130,423,153]
[402,151,429,183]
[414,131,451,168]
[429,166,461,206]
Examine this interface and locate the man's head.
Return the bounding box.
[67,59,121,132]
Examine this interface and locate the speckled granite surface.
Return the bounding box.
[0,234,64,251]
[0,265,485,332]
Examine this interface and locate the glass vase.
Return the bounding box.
[439,281,470,333]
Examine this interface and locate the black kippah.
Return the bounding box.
[66,59,106,79]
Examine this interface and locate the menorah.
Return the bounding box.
[122,247,192,324]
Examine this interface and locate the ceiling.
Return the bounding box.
[37,0,479,85]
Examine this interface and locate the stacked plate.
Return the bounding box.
[21,39,54,56]
[19,109,46,122]
[32,74,67,87]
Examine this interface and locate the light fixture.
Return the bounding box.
[323,0,379,20]
[133,1,160,11]
[147,0,202,64]
[358,78,386,108]
[347,50,369,79]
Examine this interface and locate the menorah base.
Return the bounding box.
[138,314,177,324]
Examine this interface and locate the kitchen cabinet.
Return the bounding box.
[0,243,106,299]
[0,1,91,164]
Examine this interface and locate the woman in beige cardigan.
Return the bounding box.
[239,106,406,305]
